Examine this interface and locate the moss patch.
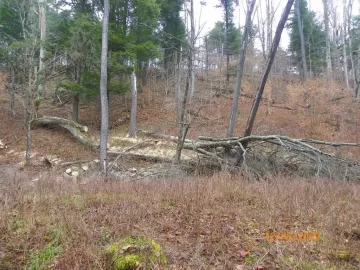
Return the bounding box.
[105,236,167,270]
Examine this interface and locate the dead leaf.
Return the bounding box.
[239,249,250,258]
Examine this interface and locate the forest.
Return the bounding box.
[0,0,360,269]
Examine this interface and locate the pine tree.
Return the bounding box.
[289,0,326,76]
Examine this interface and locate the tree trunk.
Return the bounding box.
[100,0,110,175]
[129,71,137,137]
[244,0,295,139]
[25,67,33,166]
[224,0,230,94]
[37,0,46,99]
[355,45,360,99]
[72,63,82,123]
[342,0,349,88]
[323,0,332,81]
[72,94,79,122]
[175,0,194,162]
[205,36,209,74]
[342,27,349,88]
[174,52,182,121]
[296,0,308,80]
[9,66,16,117]
[141,61,148,89]
[266,0,273,55]
[189,0,195,101]
[257,1,267,60]
[346,0,357,98]
[227,0,256,137]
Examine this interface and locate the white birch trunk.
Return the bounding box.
[37,0,46,99]
[129,71,137,138]
[100,0,110,175]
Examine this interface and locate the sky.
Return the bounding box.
[191,0,360,50]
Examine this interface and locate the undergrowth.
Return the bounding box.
[0,172,360,269]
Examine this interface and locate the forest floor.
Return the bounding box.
[1,71,360,269]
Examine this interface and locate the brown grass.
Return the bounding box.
[1,70,360,269]
[1,172,360,269]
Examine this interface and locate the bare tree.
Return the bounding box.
[342,0,349,88]
[346,0,357,96]
[175,0,194,162]
[186,1,196,101]
[129,71,137,137]
[244,0,295,139]
[227,0,256,137]
[257,1,267,60]
[174,52,183,121]
[100,0,110,174]
[296,0,308,80]
[266,0,274,55]
[323,0,332,81]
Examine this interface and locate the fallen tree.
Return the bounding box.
[30,117,360,180]
[182,135,360,180]
[31,116,99,149]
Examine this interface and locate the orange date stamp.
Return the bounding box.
[265,231,320,242]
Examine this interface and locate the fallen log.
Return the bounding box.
[31,116,99,149]
[32,116,88,132]
[182,134,360,180]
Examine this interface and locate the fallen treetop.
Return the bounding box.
[182,134,360,180]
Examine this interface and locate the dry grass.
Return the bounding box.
[1,71,360,269]
[1,172,360,269]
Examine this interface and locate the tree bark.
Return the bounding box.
[266,0,273,55]
[189,0,195,101]
[72,93,80,122]
[175,0,194,162]
[32,116,88,132]
[100,0,110,175]
[72,62,82,123]
[296,0,308,80]
[225,0,230,94]
[37,0,46,99]
[129,71,137,137]
[9,66,16,117]
[25,67,33,165]
[323,0,332,81]
[244,0,295,139]
[342,0,349,88]
[227,0,256,137]
[345,0,357,97]
[174,52,182,121]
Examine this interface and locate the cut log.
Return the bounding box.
[31,116,99,149]
[32,116,88,132]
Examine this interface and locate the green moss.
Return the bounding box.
[105,236,167,270]
[336,250,351,261]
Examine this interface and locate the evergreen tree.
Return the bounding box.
[217,0,239,92]
[158,0,185,75]
[288,0,326,76]
[208,21,241,55]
